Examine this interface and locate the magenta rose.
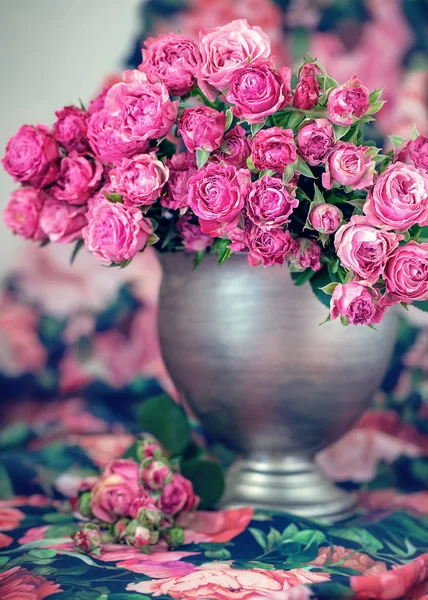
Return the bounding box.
[105,70,179,143]
[247,225,297,267]
[297,119,334,166]
[227,221,250,253]
[294,238,322,272]
[140,33,201,97]
[198,19,271,96]
[87,110,148,164]
[158,473,199,516]
[251,127,297,173]
[363,162,428,232]
[177,106,225,153]
[211,125,251,169]
[91,459,142,523]
[110,153,169,207]
[383,241,428,304]
[226,60,292,124]
[82,193,153,264]
[177,215,213,252]
[247,175,298,230]
[161,152,196,211]
[309,203,342,234]
[88,84,111,115]
[50,151,103,204]
[327,77,370,126]
[142,460,172,491]
[53,106,89,153]
[3,187,45,241]
[2,124,59,188]
[293,63,320,110]
[39,197,87,243]
[188,163,250,235]
[335,215,402,284]
[322,143,375,190]
[330,282,385,326]
[408,135,428,172]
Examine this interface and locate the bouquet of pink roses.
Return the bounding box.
[3,19,428,326]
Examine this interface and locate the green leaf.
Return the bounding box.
[333,124,350,141]
[42,512,74,524]
[308,582,355,599]
[180,459,225,509]
[196,149,210,169]
[266,527,282,550]
[309,267,333,308]
[281,523,299,539]
[70,239,84,265]
[246,156,258,173]
[413,301,428,313]
[293,156,315,178]
[366,100,386,115]
[333,527,383,553]
[292,529,326,547]
[193,251,205,269]
[0,422,29,449]
[279,111,306,131]
[225,109,234,131]
[205,548,232,559]
[282,163,294,184]
[389,135,406,148]
[291,269,316,286]
[0,465,14,499]
[251,121,265,136]
[0,557,9,566]
[248,527,268,550]
[369,88,383,103]
[104,192,123,203]
[319,282,339,296]
[29,549,57,559]
[411,124,420,141]
[347,198,366,212]
[137,393,191,456]
[313,184,325,205]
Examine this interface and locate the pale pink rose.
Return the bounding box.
[50,151,103,205]
[383,241,428,304]
[177,215,213,252]
[294,239,322,271]
[226,60,292,124]
[105,70,179,143]
[142,460,172,491]
[91,461,142,523]
[181,507,254,544]
[322,143,375,190]
[293,63,320,110]
[140,33,201,97]
[247,175,298,230]
[335,215,402,284]
[211,125,251,169]
[83,194,153,264]
[0,567,62,600]
[251,127,297,173]
[408,135,428,172]
[177,106,225,152]
[2,124,59,187]
[364,162,428,232]
[330,282,385,326]
[358,489,428,515]
[327,76,370,126]
[0,507,25,531]
[3,187,45,241]
[128,562,330,598]
[39,197,87,243]
[312,545,387,576]
[104,458,140,481]
[110,153,169,207]
[0,534,12,549]
[188,163,249,235]
[161,152,196,211]
[247,226,297,267]
[309,203,342,234]
[296,119,334,167]
[198,19,271,96]
[158,473,199,516]
[53,106,89,153]
[87,109,148,164]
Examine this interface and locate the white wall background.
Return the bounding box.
[0,0,142,278]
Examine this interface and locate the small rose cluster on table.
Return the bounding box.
[2,19,428,326]
[73,436,199,554]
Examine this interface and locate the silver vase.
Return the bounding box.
[157,252,397,522]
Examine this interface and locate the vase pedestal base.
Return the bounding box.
[221,455,358,523]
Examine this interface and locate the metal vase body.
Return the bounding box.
[157,253,397,521]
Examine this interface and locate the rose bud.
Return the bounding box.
[330,282,385,326]
[53,106,89,153]
[177,106,225,153]
[309,203,342,235]
[136,505,162,528]
[136,436,166,461]
[327,76,370,126]
[293,239,322,272]
[293,63,320,110]
[113,518,131,539]
[142,460,173,491]
[408,135,428,173]
[164,527,185,549]
[74,525,101,554]
[122,520,152,550]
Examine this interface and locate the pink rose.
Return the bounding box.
[383,241,428,304]
[2,124,59,188]
[247,175,298,230]
[177,107,225,153]
[251,127,297,173]
[129,495,152,520]
[247,226,297,267]
[177,215,213,252]
[140,34,201,97]
[82,194,153,264]
[161,153,196,211]
[0,567,61,600]
[322,143,375,190]
[91,464,142,523]
[158,473,199,516]
[103,459,140,481]
[53,106,88,153]
[226,60,292,124]
[364,162,428,232]
[294,238,322,271]
[3,187,45,241]
[87,110,148,164]
[408,135,428,172]
[198,19,271,95]
[330,282,385,326]
[105,70,179,143]
[211,125,251,169]
[50,151,103,204]
[39,197,87,243]
[227,221,250,253]
[335,215,402,284]
[312,546,386,576]
[142,460,172,491]
[327,76,370,126]
[309,203,342,234]
[188,163,249,235]
[296,119,334,166]
[88,85,111,115]
[110,153,169,207]
[293,63,320,110]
